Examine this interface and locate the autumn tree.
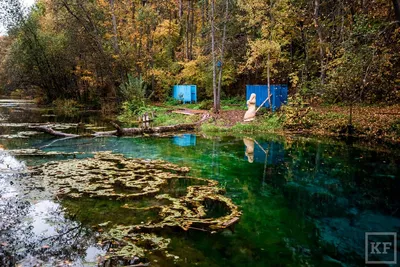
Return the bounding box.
[0,0,398,106]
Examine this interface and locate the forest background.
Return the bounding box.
[0,0,399,114]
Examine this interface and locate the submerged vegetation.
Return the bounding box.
[27,152,241,263]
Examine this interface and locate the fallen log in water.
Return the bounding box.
[111,122,198,136]
[92,130,118,137]
[112,113,210,136]
[30,126,80,138]
[30,113,210,138]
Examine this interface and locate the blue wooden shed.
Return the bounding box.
[246,84,288,111]
[173,85,197,103]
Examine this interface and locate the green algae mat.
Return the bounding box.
[28,152,241,263]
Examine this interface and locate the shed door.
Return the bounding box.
[190,85,197,102]
[183,86,191,103]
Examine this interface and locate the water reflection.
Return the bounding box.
[0,150,105,266]
[243,138,254,163]
[1,99,400,266]
[3,132,399,265]
[173,134,197,147]
[243,137,285,165]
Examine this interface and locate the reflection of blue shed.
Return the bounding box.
[246,84,288,111]
[173,134,197,147]
[173,85,197,103]
[245,141,285,165]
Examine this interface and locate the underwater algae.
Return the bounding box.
[28,152,241,262]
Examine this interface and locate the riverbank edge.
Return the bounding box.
[200,124,400,152]
[116,103,400,146]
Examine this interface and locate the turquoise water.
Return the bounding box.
[0,100,399,266]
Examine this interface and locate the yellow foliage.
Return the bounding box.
[154,20,179,41]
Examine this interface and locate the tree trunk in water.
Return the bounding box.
[112,123,198,136]
[314,0,326,84]
[393,0,400,26]
[210,0,219,113]
[30,126,80,138]
[30,125,117,137]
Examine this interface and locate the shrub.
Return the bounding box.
[52,99,80,116]
[10,89,25,99]
[199,100,213,110]
[389,119,400,136]
[166,97,182,106]
[119,74,147,115]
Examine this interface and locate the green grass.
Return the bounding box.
[153,112,199,126]
[118,105,200,127]
[221,105,246,111]
[202,114,284,134]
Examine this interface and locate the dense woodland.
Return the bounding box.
[0,0,399,111]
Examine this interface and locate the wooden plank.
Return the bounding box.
[172,110,195,116]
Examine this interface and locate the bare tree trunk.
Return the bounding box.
[189,0,195,60]
[185,1,190,60]
[314,0,326,84]
[179,0,183,18]
[393,0,400,26]
[267,52,271,107]
[210,0,219,113]
[300,22,309,84]
[217,0,229,109]
[201,0,205,36]
[267,0,272,107]
[109,0,119,54]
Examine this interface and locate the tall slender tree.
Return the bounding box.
[210,0,218,112]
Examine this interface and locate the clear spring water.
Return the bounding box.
[0,100,399,266]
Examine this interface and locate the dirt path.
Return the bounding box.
[214,110,246,126]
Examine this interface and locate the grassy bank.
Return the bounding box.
[202,104,400,143]
[117,100,400,143]
[118,106,200,127]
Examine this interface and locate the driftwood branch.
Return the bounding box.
[30,126,80,138]
[30,126,117,138]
